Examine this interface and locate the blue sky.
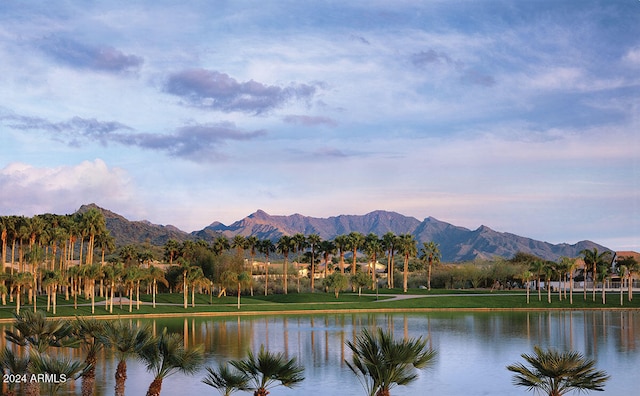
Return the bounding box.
[0,1,638,251]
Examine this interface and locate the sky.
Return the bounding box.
[0,1,638,251]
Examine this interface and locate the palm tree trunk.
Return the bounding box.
[115,360,127,396]
[81,355,97,396]
[146,377,163,396]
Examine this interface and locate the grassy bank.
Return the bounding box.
[0,289,638,321]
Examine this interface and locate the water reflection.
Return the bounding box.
[1,311,638,395]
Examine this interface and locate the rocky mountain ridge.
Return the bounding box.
[81,205,609,262]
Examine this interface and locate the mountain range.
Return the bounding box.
[81,204,608,262]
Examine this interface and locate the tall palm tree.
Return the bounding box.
[333,234,349,274]
[220,270,252,309]
[258,239,275,296]
[306,234,321,292]
[419,241,440,291]
[530,260,545,302]
[212,236,231,256]
[397,234,417,293]
[347,232,365,276]
[345,328,436,396]
[231,235,247,258]
[228,345,305,396]
[276,235,293,294]
[11,271,33,315]
[81,208,106,266]
[382,232,398,288]
[291,233,307,293]
[518,270,534,304]
[164,239,181,265]
[148,265,169,308]
[141,329,204,396]
[246,236,259,296]
[581,248,612,302]
[507,346,609,396]
[102,321,154,396]
[319,239,336,281]
[364,234,382,284]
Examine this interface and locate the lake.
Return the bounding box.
[2,310,638,395]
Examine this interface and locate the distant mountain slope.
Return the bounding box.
[78,204,191,246]
[79,205,610,262]
[207,209,609,262]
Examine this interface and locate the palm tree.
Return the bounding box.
[276,235,294,294]
[306,234,321,292]
[0,346,29,396]
[345,328,436,396]
[148,265,169,308]
[419,241,440,291]
[507,346,609,396]
[518,270,534,304]
[347,232,365,276]
[11,271,33,315]
[292,233,307,292]
[530,260,545,302]
[221,270,252,309]
[29,352,87,396]
[164,239,181,265]
[258,239,275,296]
[141,329,204,396]
[333,234,350,274]
[103,321,154,396]
[319,239,336,281]
[212,236,231,256]
[74,318,108,396]
[581,248,612,302]
[188,266,209,308]
[364,234,382,284]
[382,232,398,288]
[397,234,417,293]
[246,236,259,295]
[202,363,250,396]
[228,345,305,396]
[616,255,639,301]
[81,208,106,266]
[231,235,247,258]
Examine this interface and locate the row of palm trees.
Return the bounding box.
[0,209,112,275]
[165,232,442,295]
[521,248,637,306]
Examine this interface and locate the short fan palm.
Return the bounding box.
[507,346,609,396]
[345,328,436,396]
[227,345,304,396]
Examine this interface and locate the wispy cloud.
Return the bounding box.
[411,48,495,87]
[111,123,266,161]
[164,68,318,114]
[283,114,338,127]
[37,36,143,74]
[0,111,265,162]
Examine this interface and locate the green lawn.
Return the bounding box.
[0,289,638,320]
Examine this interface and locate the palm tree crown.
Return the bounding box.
[346,328,436,396]
[507,346,609,396]
[229,344,305,396]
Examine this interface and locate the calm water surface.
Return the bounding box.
[3,311,638,395]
